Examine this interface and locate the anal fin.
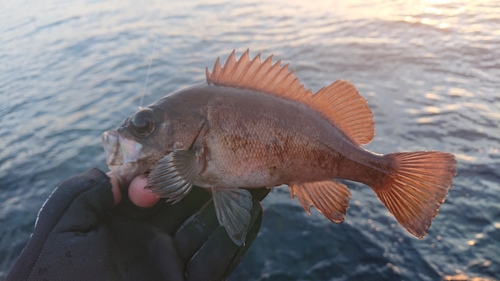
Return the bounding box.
[212,188,253,245]
[289,180,351,223]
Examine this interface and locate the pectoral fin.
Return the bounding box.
[289,180,351,223]
[147,149,203,203]
[212,188,253,246]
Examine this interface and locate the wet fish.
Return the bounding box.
[102,50,456,245]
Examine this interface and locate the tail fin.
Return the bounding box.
[372,151,456,238]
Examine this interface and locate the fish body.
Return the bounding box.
[162,83,378,188]
[102,50,456,245]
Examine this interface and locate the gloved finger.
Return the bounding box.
[182,197,264,281]
[104,218,186,281]
[248,187,271,201]
[173,188,268,265]
[107,171,122,206]
[37,168,114,233]
[7,168,114,279]
[108,172,161,220]
[218,200,264,281]
[118,185,269,234]
[114,186,212,235]
[172,199,220,263]
[145,187,212,235]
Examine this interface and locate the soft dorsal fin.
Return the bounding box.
[206,50,374,145]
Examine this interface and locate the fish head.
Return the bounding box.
[102,105,174,186]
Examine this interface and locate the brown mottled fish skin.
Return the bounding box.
[102,50,456,243]
[163,84,384,189]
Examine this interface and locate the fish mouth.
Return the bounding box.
[102,131,142,166]
[102,130,143,185]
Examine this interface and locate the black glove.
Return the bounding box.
[7,168,268,281]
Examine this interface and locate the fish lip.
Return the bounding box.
[102,131,123,166]
[102,130,144,186]
[102,131,143,166]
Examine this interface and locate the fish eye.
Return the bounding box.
[130,109,156,137]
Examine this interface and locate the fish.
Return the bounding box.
[102,49,457,245]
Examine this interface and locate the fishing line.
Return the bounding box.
[139,34,158,110]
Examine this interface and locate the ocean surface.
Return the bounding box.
[1,0,499,279]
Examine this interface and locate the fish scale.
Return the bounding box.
[202,89,342,187]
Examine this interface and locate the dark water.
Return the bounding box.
[1,0,499,279]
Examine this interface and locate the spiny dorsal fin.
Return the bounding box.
[206,50,374,145]
[206,49,312,99]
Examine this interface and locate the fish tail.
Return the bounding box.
[371,151,456,238]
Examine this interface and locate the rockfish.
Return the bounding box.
[102,50,456,245]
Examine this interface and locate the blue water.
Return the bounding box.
[1,0,499,279]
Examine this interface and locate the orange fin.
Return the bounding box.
[206,50,374,145]
[289,180,351,223]
[311,80,374,145]
[372,151,456,238]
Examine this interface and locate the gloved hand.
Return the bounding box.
[7,168,268,281]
